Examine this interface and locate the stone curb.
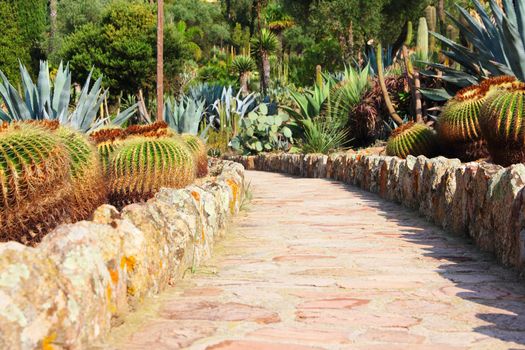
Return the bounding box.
[0,160,245,350]
[225,153,525,275]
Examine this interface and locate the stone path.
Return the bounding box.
[111,170,525,350]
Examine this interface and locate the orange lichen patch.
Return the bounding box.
[41,333,57,350]
[120,256,136,272]
[191,191,201,202]
[201,228,206,242]
[226,179,239,214]
[109,268,119,284]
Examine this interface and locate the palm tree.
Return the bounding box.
[232,55,256,96]
[251,28,279,95]
[157,0,164,121]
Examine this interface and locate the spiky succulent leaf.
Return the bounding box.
[386,122,438,159]
[232,55,256,75]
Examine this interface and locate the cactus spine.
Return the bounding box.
[0,122,71,243]
[108,137,196,207]
[386,122,438,159]
[480,82,525,166]
[437,85,489,161]
[89,127,127,173]
[182,134,208,177]
[56,127,107,220]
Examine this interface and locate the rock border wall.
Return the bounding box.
[0,160,245,350]
[226,153,525,274]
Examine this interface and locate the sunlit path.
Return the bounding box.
[111,170,525,350]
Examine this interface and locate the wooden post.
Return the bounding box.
[156,0,164,122]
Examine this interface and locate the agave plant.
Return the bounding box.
[0,61,136,132]
[232,55,256,96]
[428,0,525,95]
[164,96,206,136]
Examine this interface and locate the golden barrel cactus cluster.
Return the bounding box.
[1,120,208,244]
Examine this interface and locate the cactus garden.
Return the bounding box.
[4,0,525,349]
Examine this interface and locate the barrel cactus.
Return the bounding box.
[0,122,71,243]
[386,122,439,159]
[182,134,208,177]
[437,85,489,161]
[125,121,171,138]
[89,127,127,173]
[56,127,107,220]
[480,81,525,166]
[108,137,196,207]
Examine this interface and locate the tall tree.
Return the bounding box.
[251,28,279,95]
[157,0,164,121]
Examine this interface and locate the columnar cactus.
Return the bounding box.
[182,134,208,177]
[56,127,107,220]
[480,81,525,166]
[437,85,489,161]
[386,122,438,159]
[0,122,71,243]
[108,137,196,207]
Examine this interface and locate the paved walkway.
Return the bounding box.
[111,170,525,350]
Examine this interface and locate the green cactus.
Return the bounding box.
[480,82,525,166]
[56,127,107,220]
[108,137,196,207]
[89,127,127,173]
[386,122,438,159]
[425,6,437,54]
[404,21,413,46]
[437,85,489,161]
[0,122,71,243]
[182,134,208,178]
[416,17,429,61]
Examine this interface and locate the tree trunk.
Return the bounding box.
[157,0,164,122]
[49,0,57,56]
[240,73,249,96]
[261,52,270,96]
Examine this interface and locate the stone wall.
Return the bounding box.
[0,160,245,350]
[226,153,525,274]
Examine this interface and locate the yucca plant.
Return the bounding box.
[386,122,439,159]
[56,127,107,220]
[251,28,280,94]
[330,64,371,125]
[300,117,348,155]
[0,61,136,132]
[480,81,525,166]
[0,122,71,243]
[232,55,256,96]
[182,134,208,177]
[108,137,196,207]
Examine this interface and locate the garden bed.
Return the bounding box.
[0,159,245,349]
[226,152,525,275]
